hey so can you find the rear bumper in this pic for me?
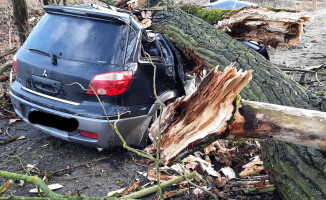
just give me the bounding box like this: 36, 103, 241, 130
10, 90, 152, 149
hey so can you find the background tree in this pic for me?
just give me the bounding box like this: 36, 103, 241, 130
12, 0, 28, 44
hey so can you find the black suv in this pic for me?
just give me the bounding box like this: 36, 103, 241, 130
10, 4, 186, 149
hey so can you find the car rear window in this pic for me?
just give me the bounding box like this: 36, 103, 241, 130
23, 13, 128, 64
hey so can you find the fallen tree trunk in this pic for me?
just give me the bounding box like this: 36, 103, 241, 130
182, 5, 311, 48
231, 99, 326, 150
146, 65, 326, 164
148, 8, 326, 199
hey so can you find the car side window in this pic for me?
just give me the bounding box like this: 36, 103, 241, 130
140, 39, 170, 64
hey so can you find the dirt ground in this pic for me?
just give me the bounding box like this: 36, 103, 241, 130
0, 0, 325, 199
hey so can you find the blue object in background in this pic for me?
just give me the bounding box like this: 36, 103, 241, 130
207, 0, 257, 9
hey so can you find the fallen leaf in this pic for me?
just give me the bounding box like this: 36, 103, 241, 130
193, 187, 210, 196
240, 156, 264, 177
216, 177, 227, 187
147, 168, 177, 182
9, 118, 20, 124
29, 184, 64, 193
121, 181, 140, 196
169, 164, 184, 174
253, 178, 267, 189
221, 166, 236, 180
137, 171, 147, 177
184, 162, 199, 170
17, 136, 26, 140
26, 164, 35, 170
184, 155, 221, 177
193, 188, 203, 195
243, 156, 263, 168
145, 159, 152, 164
18, 180, 24, 187
41, 144, 49, 148
204, 145, 216, 155
107, 188, 126, 197
27, 164, 40, 173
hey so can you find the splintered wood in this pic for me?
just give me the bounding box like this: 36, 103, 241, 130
145, 65, 252, 164
216, 7, 311, 48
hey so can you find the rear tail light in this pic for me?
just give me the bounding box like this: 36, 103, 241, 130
79, 130, 98, 140
13, 54, 18, 74
87, 71, 133, 96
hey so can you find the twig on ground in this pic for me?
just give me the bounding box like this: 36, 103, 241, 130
315, 72, 326, 88
0, 128, 20, 146
280, 67, 326, 75
45, 155, 111, 176
3, 154, 31, 176
156, 105, 164, 198
123, 171, 198, 199
5, 127, 14, 139
0, 180, 13, 196
0, 48, 17, 60
0, 61, 12, 76
0, 170, 63, 198
163, 188, 189, 199
180, 165, 219, 200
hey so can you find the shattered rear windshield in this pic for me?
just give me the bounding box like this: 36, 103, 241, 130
23, 13, 128, 64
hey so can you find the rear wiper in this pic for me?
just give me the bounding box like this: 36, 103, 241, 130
28, 48, 57, 66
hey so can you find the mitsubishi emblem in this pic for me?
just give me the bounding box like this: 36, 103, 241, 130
42, 69, 48, 77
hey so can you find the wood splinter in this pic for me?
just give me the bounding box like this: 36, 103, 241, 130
145, 64, 326, 164
145, 64, 252, 164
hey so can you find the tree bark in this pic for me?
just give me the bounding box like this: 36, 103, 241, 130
231, 100, 326, 150
151, 8, 326, 199
12, 0, 28, 44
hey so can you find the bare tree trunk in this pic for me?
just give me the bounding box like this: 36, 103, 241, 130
43, 0, 49, 5
151, 8, 326, 199
231, 100, 326, 150
12, 0, 28, 44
